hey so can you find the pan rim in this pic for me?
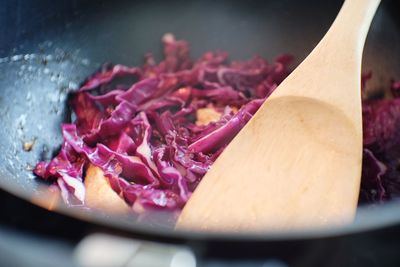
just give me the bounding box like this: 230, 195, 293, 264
1, 174, 399, 242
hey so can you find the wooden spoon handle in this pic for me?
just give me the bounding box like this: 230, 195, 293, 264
327, 0, 381, 48
271, 0, 380, 119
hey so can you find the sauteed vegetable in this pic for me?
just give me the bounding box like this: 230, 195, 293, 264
33, 34, 400, 213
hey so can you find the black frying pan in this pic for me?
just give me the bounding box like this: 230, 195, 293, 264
1, 0, 400, 254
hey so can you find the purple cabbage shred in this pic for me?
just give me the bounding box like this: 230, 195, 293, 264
34, 34, 400, 212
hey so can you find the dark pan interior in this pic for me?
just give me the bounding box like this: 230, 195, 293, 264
0, 0, 400, 240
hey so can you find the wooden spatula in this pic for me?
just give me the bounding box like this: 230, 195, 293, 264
176, 0, 381, 232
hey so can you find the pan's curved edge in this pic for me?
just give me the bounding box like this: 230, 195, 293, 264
1, 170, 400, 243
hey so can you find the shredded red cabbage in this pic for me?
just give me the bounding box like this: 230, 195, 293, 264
34, 34, 400, 211
361, 79, 400, 203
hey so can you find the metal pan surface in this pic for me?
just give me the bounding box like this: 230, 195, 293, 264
0, 0, 399, 242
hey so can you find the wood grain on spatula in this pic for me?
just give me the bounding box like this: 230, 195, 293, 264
176, 0, 381, 232
85, 164, 131, 214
